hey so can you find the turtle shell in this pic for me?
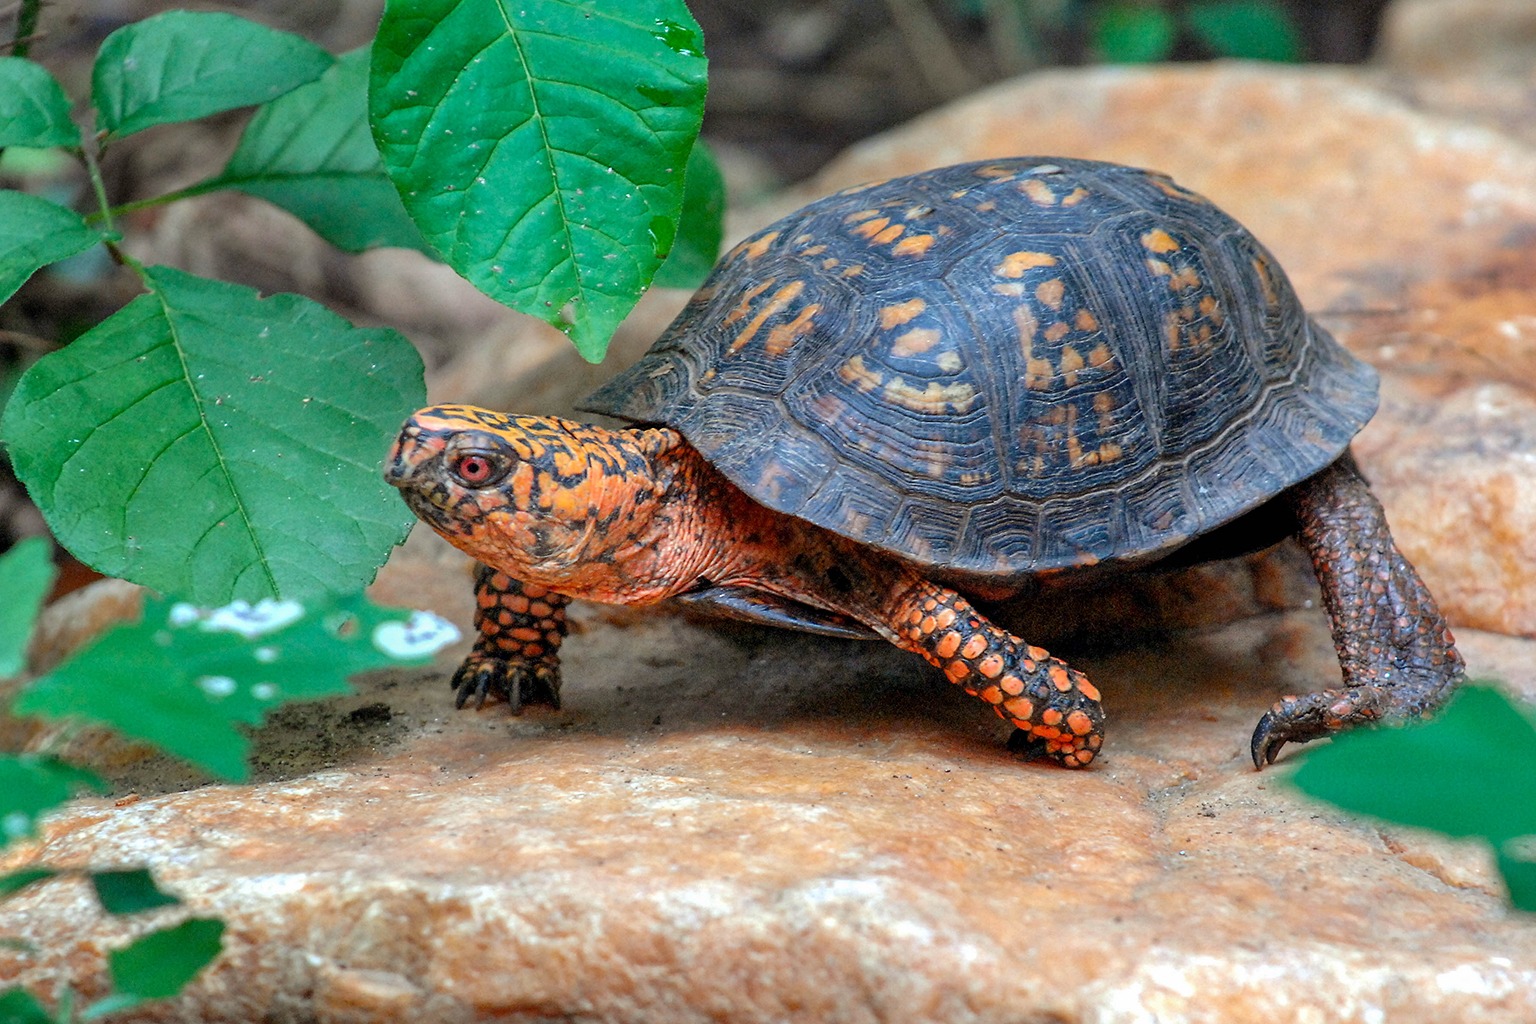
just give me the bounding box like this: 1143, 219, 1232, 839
584, 158, 1377, 587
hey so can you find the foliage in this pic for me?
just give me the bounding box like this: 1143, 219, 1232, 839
1091, 1, 1302, 63
13, 593, 461, 781
1288, 685, 1536, 912
369, 0, 711, 359
3, 268, 424, 605
0, 538, 53, 677
953, 0, 1303, 65
0, 583, 460, 1016
1, 0, 721, 609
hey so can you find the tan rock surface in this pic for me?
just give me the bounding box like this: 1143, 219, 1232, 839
3, 533, 1536, 1023
1377, 0, 1536, 78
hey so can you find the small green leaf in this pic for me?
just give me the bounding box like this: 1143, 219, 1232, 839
371, 0, 709, 361
1185, 1, 1302, 62
92, 869, 182, 915
0, 988, 54, 1024
105, 917, 224, 1002
13, 594, 458, 781
0, 191, 101, 308
93, 11, 333, 140
0, 538, 56, 678
0, 868, 58, 899
0, 755, 107, 849
1091, 3, 1177, 63
652, 141, 725, 290
1289, 685, 1536, 844
2, 266, 425, 604
211, 48, 431, 255
0, 58, 81, 149
1498, 840, 1536, 913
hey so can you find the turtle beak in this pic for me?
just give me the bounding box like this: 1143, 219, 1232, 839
383, 425, 417, 487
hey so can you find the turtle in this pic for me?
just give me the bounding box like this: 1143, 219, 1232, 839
384, 157, 1464, 769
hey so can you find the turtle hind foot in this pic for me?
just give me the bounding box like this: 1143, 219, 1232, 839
450, 650, 562, 714
1250, 665, 1466, 768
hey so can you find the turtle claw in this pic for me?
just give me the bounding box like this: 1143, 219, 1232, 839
449, 651, 562, 715
1248, 686, 1387, 769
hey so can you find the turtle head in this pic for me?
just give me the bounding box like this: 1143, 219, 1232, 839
386, 405, 678, 586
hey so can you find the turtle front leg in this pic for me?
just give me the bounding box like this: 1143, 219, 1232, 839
887, 579, 1105, 767
1251, 453, 1465, 766
453, 563, 572, 712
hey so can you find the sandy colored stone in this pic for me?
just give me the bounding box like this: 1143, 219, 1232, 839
2, 533, 1534, 1023
1356, 379, 1536, 636
1377, 0, 1536, 77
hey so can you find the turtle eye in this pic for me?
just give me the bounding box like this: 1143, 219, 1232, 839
450, 452, 508, 487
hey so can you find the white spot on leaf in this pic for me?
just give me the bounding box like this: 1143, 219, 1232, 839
373, 611, 460, 660
171, 599, 305, 639
199, 675, 238, 698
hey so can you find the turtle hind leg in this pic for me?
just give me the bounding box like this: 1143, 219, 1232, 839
453, 563, 571, 713
1251, 452, 1465, 767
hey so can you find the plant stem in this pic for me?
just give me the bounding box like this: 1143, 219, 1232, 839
98, 179, 228, 223
10, 0, 42, 58
80, 140, 117, 239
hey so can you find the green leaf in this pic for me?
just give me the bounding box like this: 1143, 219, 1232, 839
13, 594, 459, 781
209, 48, 431, 255
102, 917, 224, 1005
1, 266, 425, 604
1091, 3, 1177, 63
0, 191, 101, 308
1289, 685, 1536, 844
0, 755, 107, 849
0, 868, 58, 899
1497, 841, 1536, 913
0, 538, 56, 678
0, 58, 82, 149
652, 141, 725, 290
371, 0, 709, 361
92, 869, 181, 915
92, 11, 333, 141
1185, 1, 1302, 62
0, 988, 54, 1024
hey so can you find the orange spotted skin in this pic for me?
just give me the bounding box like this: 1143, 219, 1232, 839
455, 566, 570, 711
386, 404, 1105, 766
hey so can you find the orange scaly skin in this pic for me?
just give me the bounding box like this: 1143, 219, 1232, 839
386, 405, 1106, 766
456, 566, 569, 711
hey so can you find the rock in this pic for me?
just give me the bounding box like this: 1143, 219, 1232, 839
1356, 380, 1536, 636
3, 535, 1536, 1022
1376, 0, 1536, 77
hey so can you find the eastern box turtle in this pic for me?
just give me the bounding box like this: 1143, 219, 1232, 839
385, 157, 1464, 768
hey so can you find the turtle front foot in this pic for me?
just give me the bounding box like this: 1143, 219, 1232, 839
450, 648, 562, 714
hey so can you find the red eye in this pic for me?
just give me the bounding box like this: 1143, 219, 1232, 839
453, 454, 497, 485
